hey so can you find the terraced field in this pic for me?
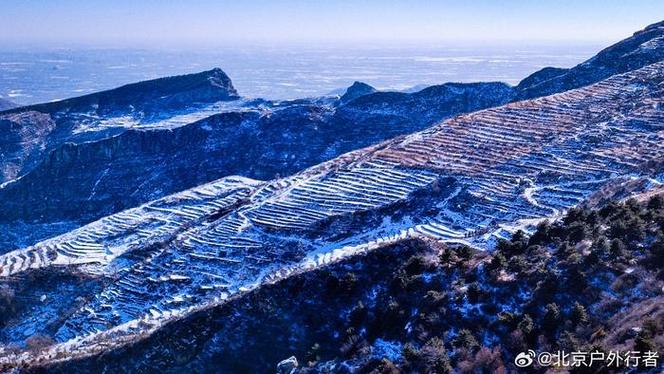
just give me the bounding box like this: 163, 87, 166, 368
1, 61, 664, 365
0, 176, 260, 278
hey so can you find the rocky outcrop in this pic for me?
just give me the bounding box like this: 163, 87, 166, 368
2, 68, 238, 117
276, 357, 299, 374
0, 111, 57, 182
339, 81, 376, 104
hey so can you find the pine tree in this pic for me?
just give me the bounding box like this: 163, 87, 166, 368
542, 303, 561, 333
571, 302, 589, 325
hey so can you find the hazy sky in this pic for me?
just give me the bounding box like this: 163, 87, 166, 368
1, 0, 663, 47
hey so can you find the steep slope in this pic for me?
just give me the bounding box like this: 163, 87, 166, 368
1, 60, 663, 368
517, 20, 664, 99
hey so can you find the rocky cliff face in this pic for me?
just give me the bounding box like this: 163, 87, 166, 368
0, 68, 239, 183
0, 111, 56, 182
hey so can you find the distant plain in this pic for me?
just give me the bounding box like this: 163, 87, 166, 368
0, 43, 602, 105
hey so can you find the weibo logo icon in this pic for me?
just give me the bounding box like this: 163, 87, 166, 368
514, 350, 536, 367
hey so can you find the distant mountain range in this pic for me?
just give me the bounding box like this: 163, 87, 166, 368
0, 20, 663, 372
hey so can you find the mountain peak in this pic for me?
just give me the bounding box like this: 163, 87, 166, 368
116, 67, 239, 101
340, 81, 377, 103
4, 68, 239, 115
